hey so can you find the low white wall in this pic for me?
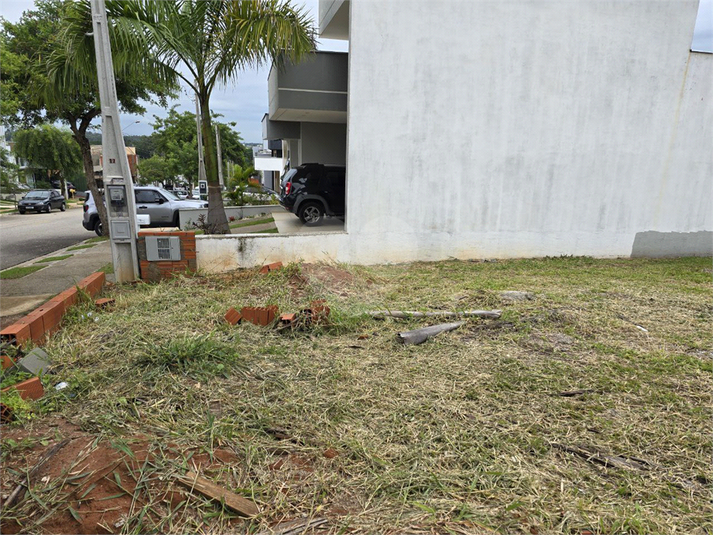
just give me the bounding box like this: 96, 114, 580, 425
197, 232, 348, 272
179, 205, 284, 230
196, 225, 712, 272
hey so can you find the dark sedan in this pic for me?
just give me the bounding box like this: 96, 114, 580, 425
17, 190, 66, 214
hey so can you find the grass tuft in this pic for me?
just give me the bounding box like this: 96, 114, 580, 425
0, 265, 44, 279
34, 254, 73, 264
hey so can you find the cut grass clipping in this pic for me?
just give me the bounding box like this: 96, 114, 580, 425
2, 256, 710, 535
34, 255, 73, 264
0, 265, 44, 279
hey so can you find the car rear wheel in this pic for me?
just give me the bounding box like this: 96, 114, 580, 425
94, 219, 103, 237
60, 202, 66, 212
299, 202, 324, 226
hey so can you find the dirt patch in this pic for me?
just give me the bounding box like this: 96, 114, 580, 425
301, 264, 355, 294
0, 418, 247, 535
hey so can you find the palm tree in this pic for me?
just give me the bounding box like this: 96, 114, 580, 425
62, 0, 315, 233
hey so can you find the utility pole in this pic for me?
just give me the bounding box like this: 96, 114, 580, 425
90, 0, 139, 282
215, 124, 224, 189
195, 96, 206, 183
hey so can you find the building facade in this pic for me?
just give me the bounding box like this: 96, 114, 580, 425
198, 0, 712, 270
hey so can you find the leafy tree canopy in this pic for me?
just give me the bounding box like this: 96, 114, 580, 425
13, 125, 81, 179
149, 107, 250, 187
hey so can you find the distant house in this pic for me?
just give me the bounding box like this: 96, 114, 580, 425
91, 145, 139, 185
199, 0, 712, 270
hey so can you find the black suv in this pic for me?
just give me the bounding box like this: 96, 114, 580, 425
278, 163, 345, 226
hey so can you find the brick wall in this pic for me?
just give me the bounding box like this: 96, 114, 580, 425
138, 231, 197, 282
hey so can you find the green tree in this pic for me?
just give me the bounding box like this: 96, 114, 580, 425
13, 125, 82, 196
137, 154, 174, 186
64, 0, 315, 233
0, 146, 21, 194
1, 0, 175, 236
149, 107, 251, 192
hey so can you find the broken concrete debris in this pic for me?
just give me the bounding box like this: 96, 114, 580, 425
17, 348, 52, 376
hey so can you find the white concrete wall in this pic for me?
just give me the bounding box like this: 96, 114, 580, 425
343, 0, 712, 259
199, 0, 711, 271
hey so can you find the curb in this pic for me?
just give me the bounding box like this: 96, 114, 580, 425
1, 272, 105, 347
1, 271, 106, 422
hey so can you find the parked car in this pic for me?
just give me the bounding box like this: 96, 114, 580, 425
17, 189, 66, 214
49, 180, 77, 197
278, 163, 346, 226
82, 187, 208, 236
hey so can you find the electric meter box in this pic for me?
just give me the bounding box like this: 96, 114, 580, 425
145, 236, 181, 261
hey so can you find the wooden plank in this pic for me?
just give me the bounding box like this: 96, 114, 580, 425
175, 471, 259, 517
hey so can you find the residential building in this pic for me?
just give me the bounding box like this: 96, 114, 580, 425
198, 0, 712, 270
91, 145, 139, 184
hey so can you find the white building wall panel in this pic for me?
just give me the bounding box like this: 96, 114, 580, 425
343, 0, 712, 258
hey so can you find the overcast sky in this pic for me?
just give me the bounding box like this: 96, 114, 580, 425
1, 0, 711, 143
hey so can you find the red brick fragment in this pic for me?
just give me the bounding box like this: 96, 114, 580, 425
1, 354, 14, 369
224, 307, 242, 325
2, 376, 44, 401
323, 448, 338, 459
240, 306, 279, 326
279, 313, 297, 323
0, 323, 32, 347
259, 262, 284, 274
95, 298, 116, 308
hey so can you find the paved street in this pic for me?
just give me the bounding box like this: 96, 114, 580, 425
0, 207, 91, 270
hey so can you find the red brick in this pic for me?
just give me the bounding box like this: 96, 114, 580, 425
36, 301, 64, 326
2, 376, 44, 401
279, 313, 297, 323
0, 323, 31, 346
78, 272, 105, 297
47, 296, 68, 316
1, 354, 15, 369
240, 307, 256, 324
17, 313, 46, 344
224, 308, 242, 325
95, 298, 115, 308
59, 287, 79, 307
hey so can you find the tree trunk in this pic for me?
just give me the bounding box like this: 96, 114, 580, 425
72, 122, 108, 237
199, 95, 229, 234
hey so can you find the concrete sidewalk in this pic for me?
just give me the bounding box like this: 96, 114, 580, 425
272, 210, 345, 234
1, 240, 113, 322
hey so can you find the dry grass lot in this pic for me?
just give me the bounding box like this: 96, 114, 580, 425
1, 256, 711, 534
